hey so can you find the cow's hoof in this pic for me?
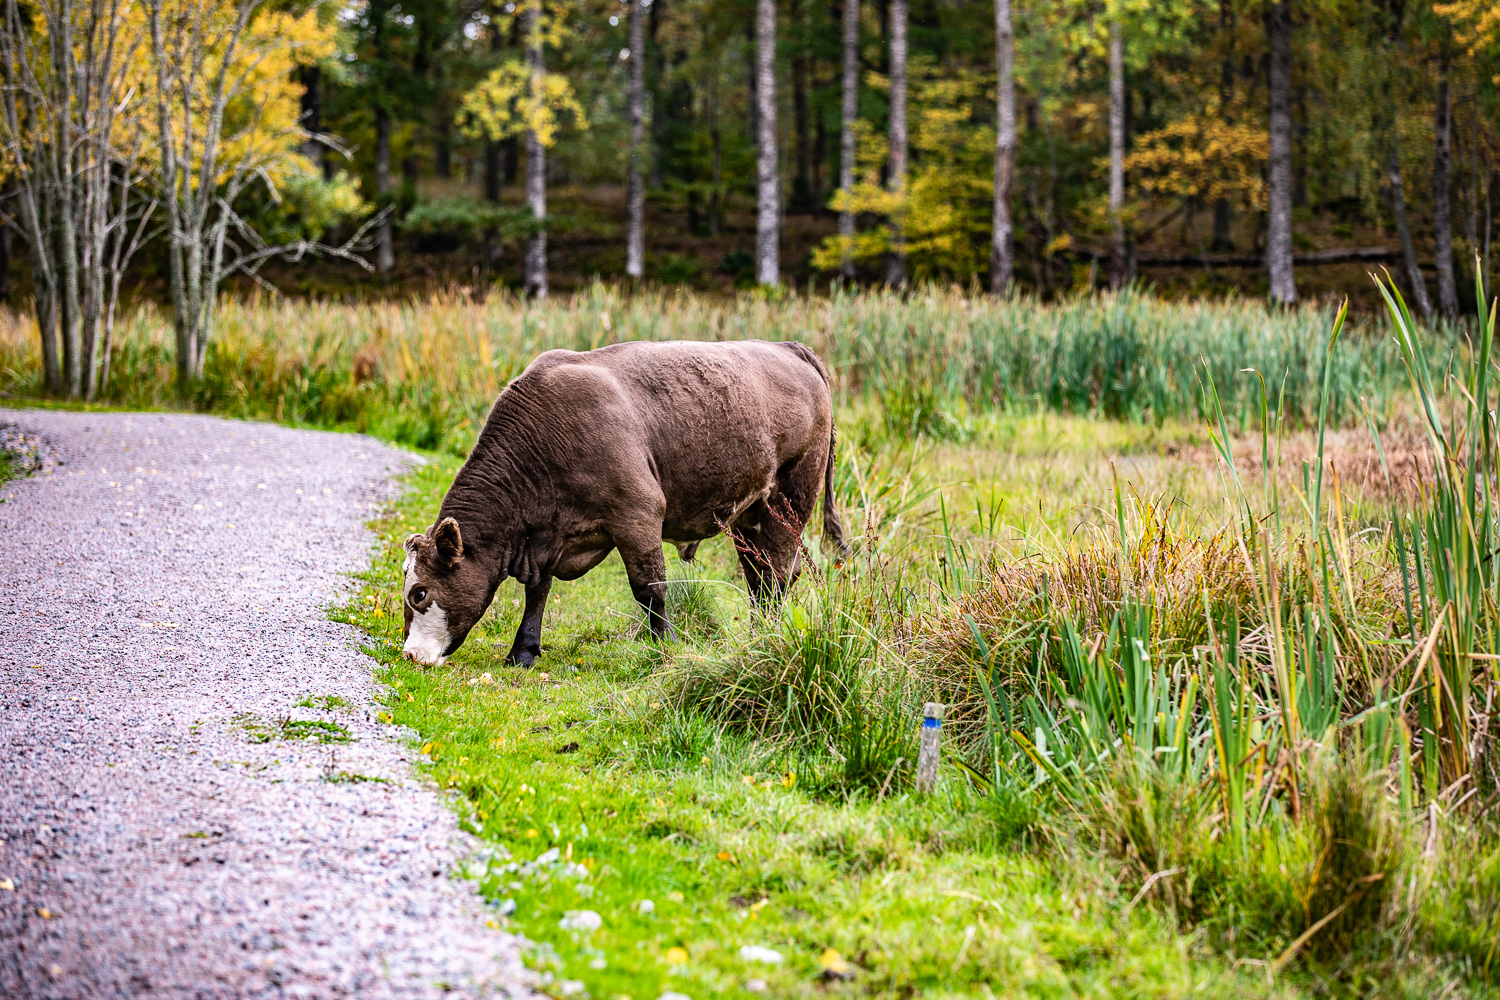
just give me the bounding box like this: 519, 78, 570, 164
505, 647, 539, 668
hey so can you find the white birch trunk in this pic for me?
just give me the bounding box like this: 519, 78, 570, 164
1108, 17, 1126, 291
885, 0, 907, 288
990, 0, 1014, 295
626, 0, 645, 280
376, 106, 393, 278
1266, 0, 1296, 305
838, 0, 857, 281
524, 1, 547, 299
755, 0, 778, 287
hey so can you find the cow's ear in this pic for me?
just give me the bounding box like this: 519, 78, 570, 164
403, 532, 429, 554
434, 517, 464, 567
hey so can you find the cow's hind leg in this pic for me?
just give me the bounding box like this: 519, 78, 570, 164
616, 530, 672, 641
734, 447, 827, 606
505, 577, 553, 667
732, 500, 803, 607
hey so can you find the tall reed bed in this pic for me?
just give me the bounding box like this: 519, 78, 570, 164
0, 285, 1407, 452
937, 279, 1500, 975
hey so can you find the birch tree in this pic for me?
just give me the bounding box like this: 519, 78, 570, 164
523, 0, 546, 297
754, 0, 777, 286
838, 0, 857, 281
455, 0, 585, 298
625, 0, 644, 280
0, 0, 154, 398
144, 0, 367, 383
886, 0, 907, 288
1266, 0, 1295, 305
990, 0, 1014, 294
1107, 15, 1125, 289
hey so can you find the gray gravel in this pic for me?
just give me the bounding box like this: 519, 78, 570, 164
0, 410, 533, 999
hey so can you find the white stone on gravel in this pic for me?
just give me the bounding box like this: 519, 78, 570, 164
0, 410, 535, 999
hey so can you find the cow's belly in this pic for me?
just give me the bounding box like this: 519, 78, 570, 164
661, 482, 770, 543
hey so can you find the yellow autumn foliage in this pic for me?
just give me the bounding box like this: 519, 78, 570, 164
1124, 115, 1269, 207
455, 59, 589, 148
813, 62, 993, 281
1435, 0, 1500, 80
143, 0, 335, 189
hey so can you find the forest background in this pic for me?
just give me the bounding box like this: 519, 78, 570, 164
4, 0, 1500, 400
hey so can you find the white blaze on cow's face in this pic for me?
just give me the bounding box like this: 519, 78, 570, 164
402, 550, 452, 665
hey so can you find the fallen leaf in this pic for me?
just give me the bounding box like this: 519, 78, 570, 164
819, 948, 853, 979
0, 878, 14, 891
36, 907, 53, 920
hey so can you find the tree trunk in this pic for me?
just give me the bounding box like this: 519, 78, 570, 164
838, 0, 857, 280
990, 0, 1014, 295
885, 0, 906, 288
1266, 0, 1296, 305
1433, 55, 1456, 319
626, 0, 645, 280
375, 105, 393, 278
1108, 17, 1126, 291
1387, 143, 1431, 319
755, 0, 778, 287
524, 2, 547, 299
34, 274, 60, 395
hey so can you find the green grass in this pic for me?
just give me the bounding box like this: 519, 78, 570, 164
336, 396, 1497, 997
232, 712, 355, 745
343, 456, 1296, 999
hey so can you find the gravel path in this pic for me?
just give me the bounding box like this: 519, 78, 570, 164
0, 410, 533, 1000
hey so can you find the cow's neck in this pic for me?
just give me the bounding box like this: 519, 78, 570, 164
437, 420, 552, 589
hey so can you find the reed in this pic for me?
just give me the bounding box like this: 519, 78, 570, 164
0, 284, 1407, 453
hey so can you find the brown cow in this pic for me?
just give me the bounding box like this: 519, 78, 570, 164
401, 340, 845, 666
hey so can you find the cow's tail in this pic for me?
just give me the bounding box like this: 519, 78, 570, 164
780, 341, 849, 559
823, 422, 849, 560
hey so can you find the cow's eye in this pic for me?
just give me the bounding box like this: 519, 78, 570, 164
410, 587, 428, 605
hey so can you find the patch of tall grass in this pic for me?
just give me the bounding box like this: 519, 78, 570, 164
0, 285, 1410, 453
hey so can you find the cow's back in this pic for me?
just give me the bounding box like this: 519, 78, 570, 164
515, 340, 831, 536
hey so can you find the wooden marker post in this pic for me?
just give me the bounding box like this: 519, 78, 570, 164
916, 702, 943, 793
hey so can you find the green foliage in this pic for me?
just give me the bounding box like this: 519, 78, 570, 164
401, 196, 536, 241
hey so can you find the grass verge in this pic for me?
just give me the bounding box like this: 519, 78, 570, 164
336, 450, 1453, 1000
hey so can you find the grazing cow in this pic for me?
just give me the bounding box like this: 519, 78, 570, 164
401, 339, 846, 666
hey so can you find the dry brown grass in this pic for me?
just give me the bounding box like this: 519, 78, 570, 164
927, 496, 1255, 673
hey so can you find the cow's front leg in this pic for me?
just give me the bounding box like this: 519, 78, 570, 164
505, 577, 553, 667
617, 535, 672, 641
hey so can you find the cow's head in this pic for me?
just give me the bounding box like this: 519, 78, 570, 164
401, 517, 487, 665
